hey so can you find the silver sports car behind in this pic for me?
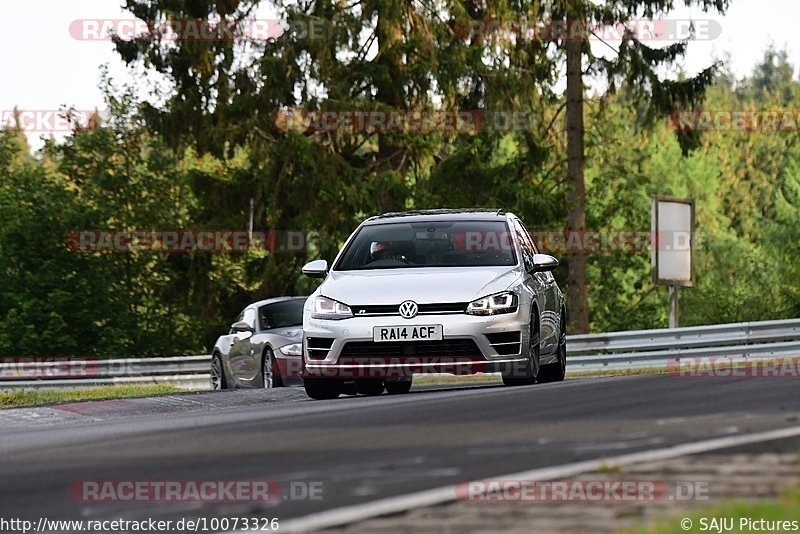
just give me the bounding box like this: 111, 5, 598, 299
211, 297, 305, 389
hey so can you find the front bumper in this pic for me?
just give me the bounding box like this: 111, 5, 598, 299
303, 311, 530, 378
274, 354, 304, 385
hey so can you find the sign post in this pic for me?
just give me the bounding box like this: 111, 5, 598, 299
651, 197, 695, 329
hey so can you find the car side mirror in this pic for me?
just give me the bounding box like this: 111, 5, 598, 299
531, 254, 559, 273
302, 259, 328, 279
231, 321, 254, 333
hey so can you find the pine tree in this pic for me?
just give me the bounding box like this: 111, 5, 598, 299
553, 0, 729, 333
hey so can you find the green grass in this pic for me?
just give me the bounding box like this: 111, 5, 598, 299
0, 384, 182, 408
568, 367, 669, 377
413, 375, 502, 385
629, 489, 800, 533
595, 462, 627, 474
412, 367, 668, 385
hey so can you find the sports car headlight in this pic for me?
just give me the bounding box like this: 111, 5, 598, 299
466, 292, 518, 316
279, 343, 302, 356
311, 296, 353, 320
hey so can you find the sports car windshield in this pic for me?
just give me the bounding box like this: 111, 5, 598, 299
258, 299, 305, 330
334, 220, 517, 270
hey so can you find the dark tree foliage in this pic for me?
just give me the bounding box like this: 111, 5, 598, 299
5, 2, 800, 357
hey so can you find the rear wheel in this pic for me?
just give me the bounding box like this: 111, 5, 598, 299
304, 378, 341, 400
538, 312, 567, 383
502, 315, 539, 386
385, 377, 412, 395
354, 378, 384, 396
211, 353, 227, 390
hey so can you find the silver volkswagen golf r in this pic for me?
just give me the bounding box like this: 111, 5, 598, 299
300, 209, 567, 400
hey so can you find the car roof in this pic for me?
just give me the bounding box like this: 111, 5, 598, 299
247, 296, 307, 309
363, 209, 511, 225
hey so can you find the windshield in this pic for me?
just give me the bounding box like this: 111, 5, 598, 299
258, 299, 305, 330
334, 220, 517, 270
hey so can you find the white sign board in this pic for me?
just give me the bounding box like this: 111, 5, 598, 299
651, 197, 694, 286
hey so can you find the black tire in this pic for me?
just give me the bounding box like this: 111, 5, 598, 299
262, 349, 283, 388
538, 311, 567, 383
211, 353, 227, 390
340, 382, 357, 396
354, 378, 384, 396
303, 378, 341, 400
502, 313, 540, 386
385, 377, 412, 394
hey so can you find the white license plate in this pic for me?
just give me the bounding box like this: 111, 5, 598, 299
373, 325, 443, 343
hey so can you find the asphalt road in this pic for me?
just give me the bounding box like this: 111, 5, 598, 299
1, 374, 799, 531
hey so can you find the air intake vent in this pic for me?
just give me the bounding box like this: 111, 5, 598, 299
306, 337, 334, 360
486, 331, 521, 356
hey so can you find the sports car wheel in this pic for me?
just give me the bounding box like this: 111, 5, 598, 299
211, 354, 227, 390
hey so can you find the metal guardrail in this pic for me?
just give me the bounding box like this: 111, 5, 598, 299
1, 318, 798, 390
567, 318, 800, 372
0, 355, 212, 391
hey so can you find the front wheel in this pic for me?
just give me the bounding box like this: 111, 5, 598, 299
385, 377, 412, 394
262, 349, 283, 388
304, 378, 341, 400
354, 378, 384, 396
538, 314, 567, 383
211, 354, 227, 390
502, 315, 539, 386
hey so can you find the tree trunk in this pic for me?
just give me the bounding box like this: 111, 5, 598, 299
375, 1, 405, 174
565, 28, 589, 334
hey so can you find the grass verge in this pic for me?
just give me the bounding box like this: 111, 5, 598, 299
412, 367, 669, 385
631, 489, 800, 533
0, 384, 182, 408
568, 367, 668, 377
413, 375, 502, 385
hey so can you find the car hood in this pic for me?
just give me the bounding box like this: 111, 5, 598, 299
261, 326, 303, 343
321, 266, 521, 305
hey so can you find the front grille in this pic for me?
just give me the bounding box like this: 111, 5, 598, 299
351, 302, 468, 316
339, 338, 483, 358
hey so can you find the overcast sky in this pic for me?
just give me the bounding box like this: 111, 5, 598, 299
2, 0, 798, 148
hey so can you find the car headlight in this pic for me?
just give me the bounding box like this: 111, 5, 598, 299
279, 343, 302, 356
466, 291, 518, 316
311, 296, 353, 320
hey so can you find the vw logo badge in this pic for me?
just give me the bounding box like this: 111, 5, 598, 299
398, 300, 418, 319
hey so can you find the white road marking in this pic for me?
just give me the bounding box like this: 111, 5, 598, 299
273, 424, 800, 533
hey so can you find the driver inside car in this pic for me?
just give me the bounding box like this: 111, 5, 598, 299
370, 241, 411, 264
